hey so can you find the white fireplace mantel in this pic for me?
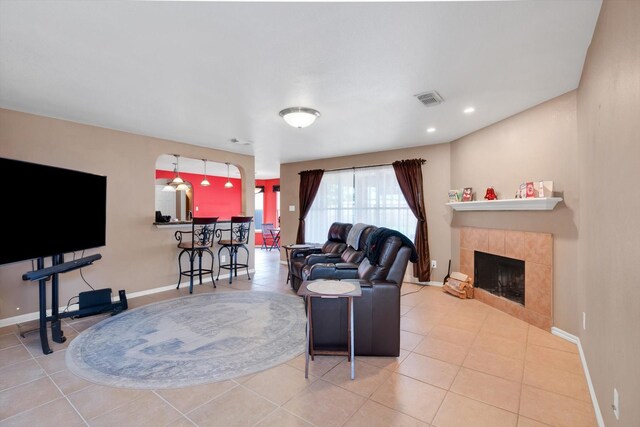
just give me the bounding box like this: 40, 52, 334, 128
447, 197, 563, 211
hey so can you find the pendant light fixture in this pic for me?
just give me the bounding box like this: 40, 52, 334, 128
171, 154, 184, 184
279, 107, 320, 128
162, 162, 179, 192
161, 181, 176, 192
200, 159, 210, 187
224, 162, 233, 188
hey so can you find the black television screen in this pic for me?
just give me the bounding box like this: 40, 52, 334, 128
0, 157, 107, 266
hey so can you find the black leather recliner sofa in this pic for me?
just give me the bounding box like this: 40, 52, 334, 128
289, 222, 352, 291
307, 228, 418, 357
301, 224, 377, 282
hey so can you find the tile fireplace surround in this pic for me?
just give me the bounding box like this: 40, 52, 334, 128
460, 227, 553, 330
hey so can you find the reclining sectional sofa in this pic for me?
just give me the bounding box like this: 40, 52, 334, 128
292, 222, 418, 357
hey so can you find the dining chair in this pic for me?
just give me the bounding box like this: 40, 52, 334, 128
261, 223, 276, 250
269, 227, 281, 251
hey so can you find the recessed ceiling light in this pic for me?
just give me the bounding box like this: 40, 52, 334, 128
426, 127, 436, 133
463, 107, 475, 114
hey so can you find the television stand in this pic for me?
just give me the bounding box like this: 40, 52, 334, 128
22, 253, 120, 354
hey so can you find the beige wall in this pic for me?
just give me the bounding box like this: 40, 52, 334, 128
280, 143, 451, 282
576, 0, 640, 424
449, 91, 580, 332
0, 109, 255, 322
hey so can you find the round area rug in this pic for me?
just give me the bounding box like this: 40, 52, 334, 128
66, 290, 306, 389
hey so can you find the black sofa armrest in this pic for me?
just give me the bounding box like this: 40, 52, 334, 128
291, 247, 322, 259
335, 262, 358, 269
304, 253, 341, 266
306, 262, 360, 281
305, 263, 338, 280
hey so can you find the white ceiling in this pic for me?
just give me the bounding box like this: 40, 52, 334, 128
0, 0, 602, 179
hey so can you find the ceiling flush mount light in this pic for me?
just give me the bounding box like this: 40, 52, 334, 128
463, 107, 475, 114
224, 162, 233, 189
200, 159, 210, 187
279, 107, 320, 128
427, 127, 436, 133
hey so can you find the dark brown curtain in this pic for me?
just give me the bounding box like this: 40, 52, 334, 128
296, 169, 324, 244
393, 159, 430, 281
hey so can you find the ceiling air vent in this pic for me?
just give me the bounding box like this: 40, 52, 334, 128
415, 90, 444, 107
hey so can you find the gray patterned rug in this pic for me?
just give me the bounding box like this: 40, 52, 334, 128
66, 290, 306, 389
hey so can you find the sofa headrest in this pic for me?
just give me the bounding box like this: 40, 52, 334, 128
341, 225, 377, 263
327, 222, 352, 242
346, 223, 377, 250
358, 236, 411, 284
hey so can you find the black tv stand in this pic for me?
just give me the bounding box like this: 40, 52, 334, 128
22, 253, 127, 355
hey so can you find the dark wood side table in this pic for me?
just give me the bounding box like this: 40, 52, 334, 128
297, 280, 362, 380
282, 244, 313, 285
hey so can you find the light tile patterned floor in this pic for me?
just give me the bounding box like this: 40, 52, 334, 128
0, 249, 597, 426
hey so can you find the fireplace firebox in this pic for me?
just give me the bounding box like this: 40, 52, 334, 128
474, 251, 525, 305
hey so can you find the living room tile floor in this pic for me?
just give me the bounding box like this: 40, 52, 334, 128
0, 249, 597, 426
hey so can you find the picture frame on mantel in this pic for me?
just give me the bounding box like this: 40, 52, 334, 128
462, 187, 473, 202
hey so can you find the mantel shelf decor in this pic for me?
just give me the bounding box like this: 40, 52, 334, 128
447, 197, 563, 211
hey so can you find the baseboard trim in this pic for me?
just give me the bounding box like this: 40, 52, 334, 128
0, 269, 255, 328
406, 280, 444, 287
425, 281, 443, 287
551, 327, 604, 427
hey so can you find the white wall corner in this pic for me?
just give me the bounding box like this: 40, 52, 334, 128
551, 327, 605, 427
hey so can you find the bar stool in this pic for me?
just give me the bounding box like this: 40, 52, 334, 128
175, 217, 218, 294
216, 216, 253, 284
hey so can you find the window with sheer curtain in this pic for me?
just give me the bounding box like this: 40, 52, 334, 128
305, 166, 417, 244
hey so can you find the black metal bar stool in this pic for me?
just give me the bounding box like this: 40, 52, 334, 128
175, 217, 218, 294
216, 216, 253, 284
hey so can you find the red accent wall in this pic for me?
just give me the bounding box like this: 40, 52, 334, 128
156, 170, 242, 220
258, 178, 280, 226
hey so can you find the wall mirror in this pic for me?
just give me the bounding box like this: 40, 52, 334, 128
154, 178, 192, 222
155, 154, 242, 223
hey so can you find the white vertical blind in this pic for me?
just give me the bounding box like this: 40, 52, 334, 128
305, 166, 417, 244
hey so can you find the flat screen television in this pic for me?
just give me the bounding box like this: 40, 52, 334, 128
0, 157, 107, 266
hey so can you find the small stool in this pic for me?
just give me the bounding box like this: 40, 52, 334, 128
216, 216, 253, 284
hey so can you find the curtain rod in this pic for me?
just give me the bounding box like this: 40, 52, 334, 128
325, 162, 392, 173
325, 158, 426, 173
298, 159, 426, 175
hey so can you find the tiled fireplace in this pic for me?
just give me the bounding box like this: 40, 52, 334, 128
460, 227, 553, 330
